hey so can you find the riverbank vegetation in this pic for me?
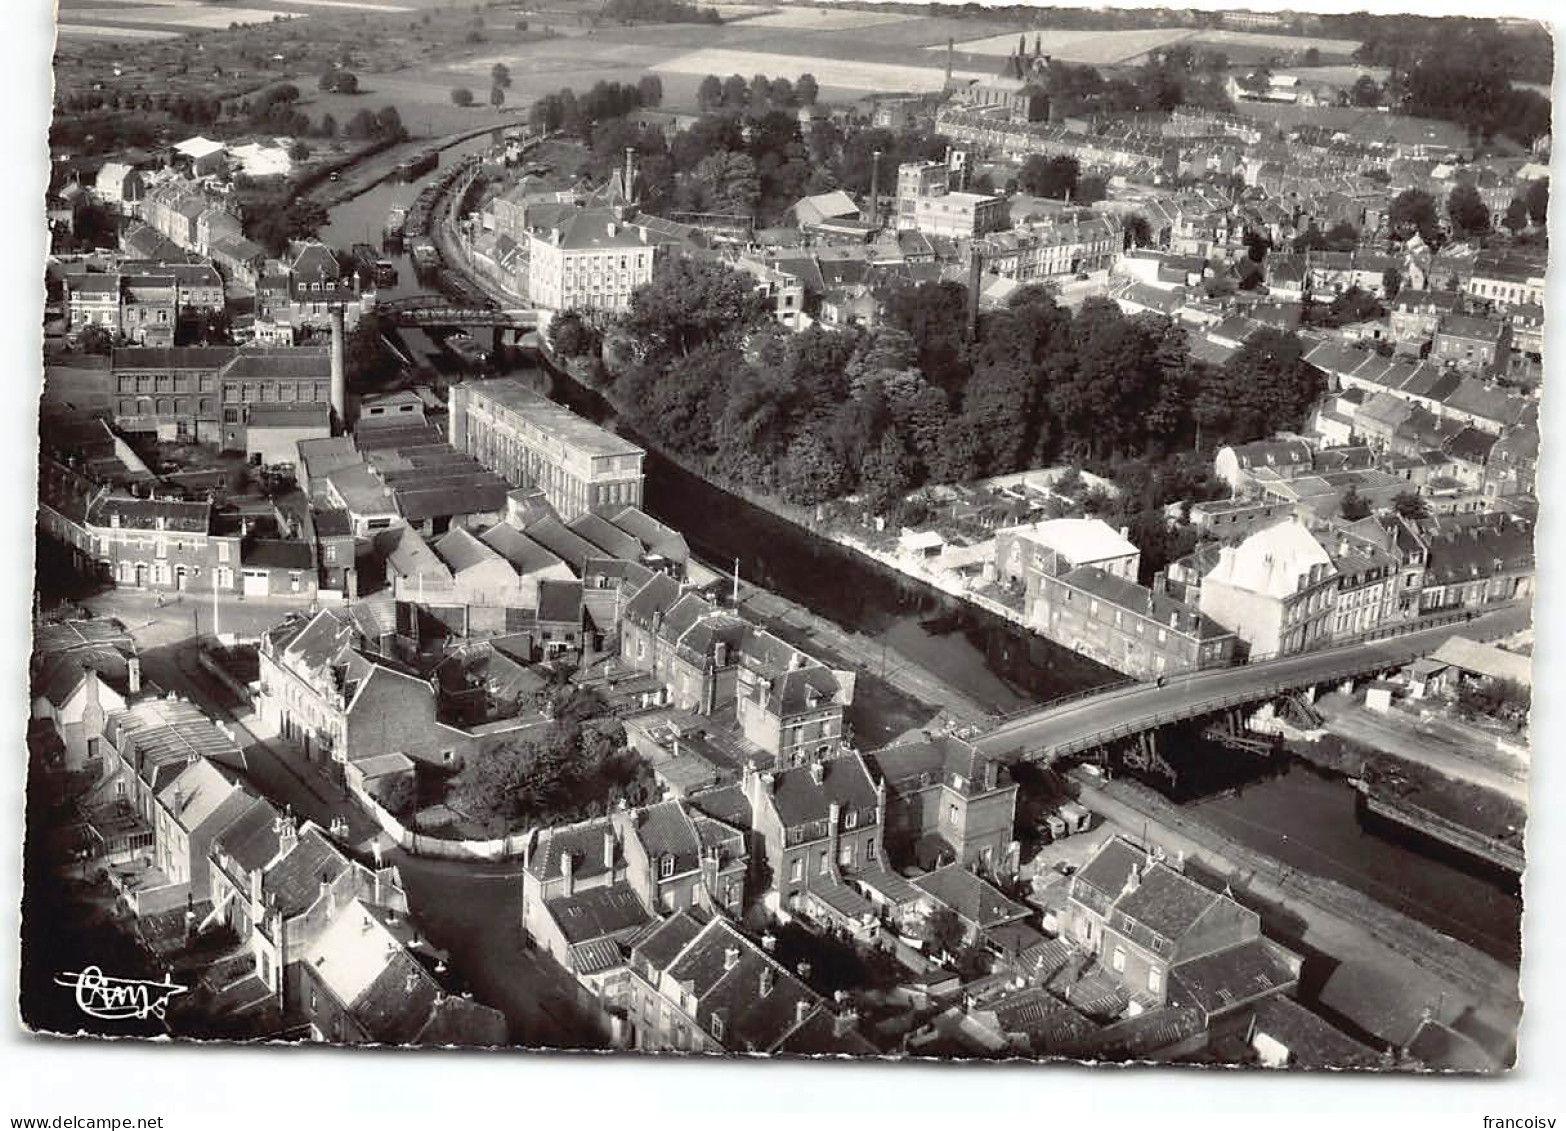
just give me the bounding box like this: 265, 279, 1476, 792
590, 257, 1317, 583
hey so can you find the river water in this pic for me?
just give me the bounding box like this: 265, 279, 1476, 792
320, 156, 1523, 966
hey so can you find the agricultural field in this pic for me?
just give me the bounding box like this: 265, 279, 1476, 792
1287, 64, 1391, 86
939, 26, 1197, 66
649, 45, 991, 96
731, 6, 919, 31
1182, 27, 1363, 58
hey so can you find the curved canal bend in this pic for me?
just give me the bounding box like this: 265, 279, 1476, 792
319, 159, 1523, 967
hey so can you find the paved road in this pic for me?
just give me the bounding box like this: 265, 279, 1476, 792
977, 604, 1532, 761
1319, 697, 1529, 804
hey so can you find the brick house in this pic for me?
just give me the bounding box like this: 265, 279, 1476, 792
615, 798, 749, 918
623, 913, 875, 1054
1064, 837, 1300, 1015
864, 733, 1018, 874
290, 896, 507, 1046
256, 607, 475, 776
30, 620, 142, 772
742, 754, 884, 929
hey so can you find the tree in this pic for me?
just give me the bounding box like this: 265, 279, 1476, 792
319, 70, 358, 95
637, 74, 663, 107
318, 112, 337, 138
1323, 220, 1359, 251
1351, 74, 1381, 107
1303, 47, 1321, 66
288, 139, 311, 162
1389, 188, 1440, 243
78, 325, 114, 354
1019, 154, 1079, 200
780, 432, 848, 506
1525, 178, 1548, 228
858, 433, 911, 514
1392, 490, 1429, 520
924, 907, 965, 960
623, 256, 769, 359
1446, 182, 1490, 237
1339, 485, 1372, 521
797, 72, 819, 106
451, 87, 474, 107
1503, 197, 1530, 234
697, 74, 723, 111
491, 62, 512, 90
1123, 213, 1152, 250
721, 73, 748, 108
490, 85, 506, 110
547, 308, 601, 359
1382, 266, 1402, 300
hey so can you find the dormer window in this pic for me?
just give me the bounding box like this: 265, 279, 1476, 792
660, 854, 675, 879
844, 810, 857, 830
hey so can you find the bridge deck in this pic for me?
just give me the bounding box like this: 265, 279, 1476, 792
976, 605, 1529, 762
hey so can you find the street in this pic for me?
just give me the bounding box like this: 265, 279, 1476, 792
79, 587, 601, 1048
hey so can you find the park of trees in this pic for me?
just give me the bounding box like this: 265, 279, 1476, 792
589, 258, 1326, 581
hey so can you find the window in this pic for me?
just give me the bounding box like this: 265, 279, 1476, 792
818, 851, 829, 876
1112, 947, 1126, 973
838, 843, 854, 869
709, 1013, 724, 1041
1147, 967, 1162, 995
310, 989, 318, 1011
946, 803, 958, 825
789, 858, 803, 884
660, 855, 675, 879
217, 542, 230, 563
844, 810, 857, 830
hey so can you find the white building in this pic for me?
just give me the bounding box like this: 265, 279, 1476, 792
1198, 518, 1338, 658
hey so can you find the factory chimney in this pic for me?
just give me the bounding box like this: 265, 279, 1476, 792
329, 305, 348, 434
868, 150, 882, 230
966, 241, 982, 341
622, 146, 637, 205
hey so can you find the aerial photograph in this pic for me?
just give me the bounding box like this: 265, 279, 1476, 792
19, 0, 1548, 1076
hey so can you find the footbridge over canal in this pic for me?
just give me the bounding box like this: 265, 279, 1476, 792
974, 605, 1527, 766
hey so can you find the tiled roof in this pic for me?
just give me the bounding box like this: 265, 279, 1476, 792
261, 824, 351, 918
1169, 937, 1299, 1017
766, 754, 878, 830
568, 512, 644, 561
1248, 995, 1383, 1069
478, 523, 569, 577
545, 882, 650, 946
911, 864, 1031, 929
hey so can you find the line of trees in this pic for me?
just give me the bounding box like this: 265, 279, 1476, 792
696, 71, 821, 113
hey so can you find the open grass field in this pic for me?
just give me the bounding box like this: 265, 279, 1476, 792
939, 26, 1198, 66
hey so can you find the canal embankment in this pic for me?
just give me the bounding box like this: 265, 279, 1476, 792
1070, 766, 1520, 1062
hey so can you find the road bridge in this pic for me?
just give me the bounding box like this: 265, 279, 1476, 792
975, 605, 1528, 764
377, 295, 543, 331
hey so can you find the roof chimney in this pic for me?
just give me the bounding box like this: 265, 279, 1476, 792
603, 828, 616, 871
760, 965, 775, 994
127, 652, 143, 695
560, 849, 575, 896
811, 761, 825, 785
795, 999, 812, 1025
723, 946, 740, 971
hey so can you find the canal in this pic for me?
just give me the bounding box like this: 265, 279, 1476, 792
1171, 746, 1522, 966
320, 156, 1523, 967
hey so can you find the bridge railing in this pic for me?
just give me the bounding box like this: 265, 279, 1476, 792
1000, 603, 1504, 726
1016, 646, 1456, 762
